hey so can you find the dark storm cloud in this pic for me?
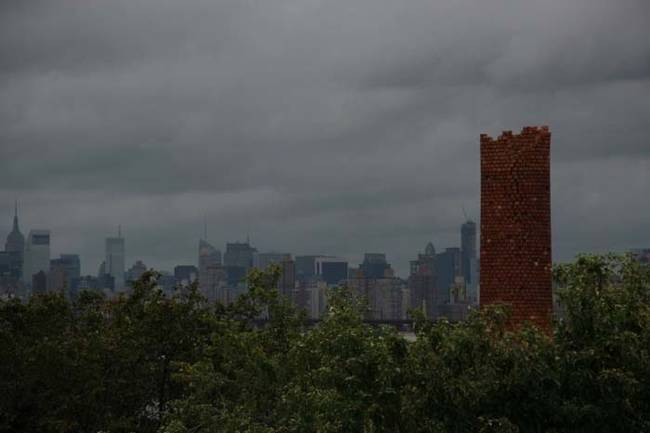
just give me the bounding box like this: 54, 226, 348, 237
1, 0, 649, 274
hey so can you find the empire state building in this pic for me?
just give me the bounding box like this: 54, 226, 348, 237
4, 201, 25, 279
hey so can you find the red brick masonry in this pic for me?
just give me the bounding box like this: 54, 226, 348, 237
480, 126, 552, 330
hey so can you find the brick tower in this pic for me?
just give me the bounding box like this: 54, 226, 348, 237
480, 126, 552, 329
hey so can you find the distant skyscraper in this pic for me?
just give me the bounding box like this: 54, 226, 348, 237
48, 259, 69, 294
255, 252, 291, 270
23, 230, 50, 285
49, 254, 81, 295
59, 254, 81, 281
105, 232, 125, 292
293, 280, 311, 313
223, 242, 256, 268
359, 253, 391, 279
198, 239, 222, 290
294, 255, 348, 285
278, 259, 296, 298
74, 275, 102, 293
0, 252, 12, 277
98, 273, 115, 292
345, 270, 403, 320
157, 272, 177, 294
97, 261, 107, 278
408, 242, 438, 318
202, 263, 228, 303
0, 250, 25, 298
435, 247, 462, 304
4, 201, 24, 280
315, 256, 348, 286
126, 260, 148, 284
174, 265, 198, 286
32, 270, 47, 294
254, 252, 295, 298
461, 220, 478, 303
295, 255, 320, 281
223, 241, 257, 286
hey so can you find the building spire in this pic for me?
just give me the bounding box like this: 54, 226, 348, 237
12, 199, 19, 231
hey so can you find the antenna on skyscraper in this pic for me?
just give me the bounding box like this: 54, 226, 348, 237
462, 205, 469, 221
203, 214, 208, 240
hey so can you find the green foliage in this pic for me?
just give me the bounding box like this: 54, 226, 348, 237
0, 271, 215, 433
553, 254, 650, 432
1, 256, 649, 433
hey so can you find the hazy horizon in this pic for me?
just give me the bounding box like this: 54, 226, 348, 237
1, 0, 649, 276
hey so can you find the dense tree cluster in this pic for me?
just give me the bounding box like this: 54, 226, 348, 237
1, 255, 649, 433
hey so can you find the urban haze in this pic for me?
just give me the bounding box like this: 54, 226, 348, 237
1, 0, 649, 276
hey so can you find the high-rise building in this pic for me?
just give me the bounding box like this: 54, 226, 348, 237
435, 247, 462, 304
157, 272, 177, 294
174, 265, 198, 286
32, 270, 47, 294
48, 259, 69, 294
408, 242, 438, 318
73, 275, 102, 293
345, 270, 404, 320
105, 232, 125, 292
126, 260, 148, 284
308, 280, 329, 319
0, 251, 21, 282
289, 278, 328, 319
480, 126, 552, 329
460, 220, 477, 281
255, 252, 291, 270
97, 261, 107, 278
295, 255, 319, 281
202, 263, 228, 303
359, 253, 391, 279
0, 252, 13, 277
0, 251, 25, 298
223, 241, 256, 286
292, 280, 311, 313
49, 254, 81, 295
59, 254, 81, 282
198, 239, 222, 292
23, 230, 50, 285
460, 220, 479, 304
223, 242, 256, 268
315, 256, 348, 286
4, 201, 24, 280
277, 259, 296, 298
295, 255, 349, 286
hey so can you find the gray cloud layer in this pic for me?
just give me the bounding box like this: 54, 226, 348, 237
1, 0, 649, 275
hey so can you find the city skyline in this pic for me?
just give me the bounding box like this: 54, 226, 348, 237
0, 202, 479, 278
0, 200, 648, 278
1, 0, 649, 277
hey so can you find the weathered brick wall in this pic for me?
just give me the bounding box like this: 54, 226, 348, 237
480, 126, 552, 329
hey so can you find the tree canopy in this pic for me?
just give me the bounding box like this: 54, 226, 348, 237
1, 254, 649, 433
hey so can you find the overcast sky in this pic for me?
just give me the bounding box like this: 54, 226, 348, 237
1, 0, 649, 276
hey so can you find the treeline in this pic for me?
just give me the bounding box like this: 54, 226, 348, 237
1, 255, 650, 433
